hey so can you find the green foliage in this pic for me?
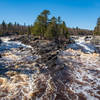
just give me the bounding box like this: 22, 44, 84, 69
45, 17, 57, 39
31, 10, 50, 38
0, 10, 70, 38
60, 21, 69, 38
2, 20, 7, 33
94, 17, 100, 35
31, 10, 70, 40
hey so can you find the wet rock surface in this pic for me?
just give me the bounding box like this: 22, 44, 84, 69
0, 39, 2, 44
0, 35, 100, 100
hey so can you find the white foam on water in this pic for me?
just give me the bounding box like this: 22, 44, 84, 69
1, 37, 11, 42
0, 37, 40, 67
69, 36, 96, 53
75, 37, 95, 53
59, 39, 100, 100
0, 37, 33, 51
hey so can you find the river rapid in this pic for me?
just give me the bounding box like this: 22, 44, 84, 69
0, 36, 100, 100
58, 36, 100, 100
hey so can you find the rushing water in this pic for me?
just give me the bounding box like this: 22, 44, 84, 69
58, 36, 100, 100
0, 37, 32, 52
0, 36, 100, 100
0, 37, 40, 74
0, 37, 43, 100
68, 36, 96, 53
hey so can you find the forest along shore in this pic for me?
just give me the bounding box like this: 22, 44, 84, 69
0, 35, 100, 100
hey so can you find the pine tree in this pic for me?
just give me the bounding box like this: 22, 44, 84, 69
94, 17, 100, 35
31, 10, 50, 38
28, 26, 31, 35
60, 21, 69, 38
2, 20, 6, 33
45, 17, 58, 39
8, 22, 13, 33
31, 10, 69, 40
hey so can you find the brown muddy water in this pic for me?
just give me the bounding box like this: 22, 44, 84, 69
0, 37, 100, 100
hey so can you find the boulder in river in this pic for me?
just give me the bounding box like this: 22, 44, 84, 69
0, 39, 2, 44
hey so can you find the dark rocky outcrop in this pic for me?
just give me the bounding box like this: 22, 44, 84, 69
0, 39, 2, 44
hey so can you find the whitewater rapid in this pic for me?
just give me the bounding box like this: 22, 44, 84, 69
0, 36, 100, 100
0, 37, 32, 51
58, 36, 100, 100
68, 36, 96, 53
0, 37, 40, 73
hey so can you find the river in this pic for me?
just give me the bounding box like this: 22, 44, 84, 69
0, 36, 100, 100
58, 36, 100, 100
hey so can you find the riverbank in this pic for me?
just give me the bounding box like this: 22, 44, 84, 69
0, 35, 100, 100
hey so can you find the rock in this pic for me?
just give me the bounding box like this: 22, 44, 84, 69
5, 71, 17, 76
0, 54, 2, 58
0, 78, 7, 85
15, 65, 19, 69
0, 39, 2, 44
28, 91, 36, 99
69, 38, 75, 43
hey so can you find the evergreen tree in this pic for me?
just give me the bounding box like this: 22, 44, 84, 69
28, 26, 31, 35
8, 22, 13, 33
45, 17, 57, 39
60, 21, 69, 38
31, 10, 50, 38
94, 17, 100, 35
41, 10, 50, 27
31, 10, 69, 40
2, 20, 6, 33
0, 21, 29, 36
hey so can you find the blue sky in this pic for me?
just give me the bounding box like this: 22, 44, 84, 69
0, 0, 100, 30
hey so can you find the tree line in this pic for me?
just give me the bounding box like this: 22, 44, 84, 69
31, 10, 69, 40
0, 21, 31, 36
1, 9, 98, 38
0, 10, 69, 40
68, 27, 93, 35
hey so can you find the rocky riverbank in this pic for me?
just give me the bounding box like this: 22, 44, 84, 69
0, 35, 100, 100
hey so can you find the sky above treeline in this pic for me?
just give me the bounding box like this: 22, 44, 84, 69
0, 0, 100, 30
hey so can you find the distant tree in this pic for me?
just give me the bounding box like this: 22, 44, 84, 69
0, 21, 30, 36
94, 17, 100, 35
2, 20, 6, 33
57, 16, 62, 24
57, 16, 62, 37
28, 26, 31, 35
8, 22, 13, 33
68, 27, 93, 35
60, 21, 69, 38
